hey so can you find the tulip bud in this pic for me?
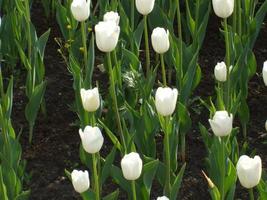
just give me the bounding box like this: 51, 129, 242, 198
80, 88, 100, 112
155, 87, 178, 116
135, 0, 155, 15
212, 0, 234, 18
236, 155, 262, 189
95, 21, 120, 52
214, 62, 227, 82
71, 170, 90, 193
263, 61, 267, 86
71, 0, 90, 22
151, 28, 170, 54
157, 196, 169, 200
104, 11, 120, 25
121, 152, 143, 180
79, 126, 104, 154
209, 111, 233, 137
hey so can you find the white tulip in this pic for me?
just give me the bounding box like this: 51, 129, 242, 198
212, 0, 234, 18
265, 120, 267, 132
236, 155, 262, 189
157, 196, 169, 200
71, 170, 90, 193
121, 152, 143, 180
263, 61, 267, 86
155, 87, 178, 116
209, 111, 233, 137
151, 28, 170, 54
80, 88, 100, 112
104, 11, 120, 25
214, 62, 227, 82
95, 21, 120, 52
135, 0, 155, 15
71, 0, 90, 22
79, 126, 104, 154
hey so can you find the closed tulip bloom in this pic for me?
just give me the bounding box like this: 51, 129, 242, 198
80, 88, 100, 112
121, 152, 143, 180
214, 62, 227, 82
79, 126, 104, 154
71, 0, 90, 22
104, 11, 120, 25
209, 111, 233, 137
135, 0, 155, 15
155, 87, 178, 116
157, 196, 169, 200
265, 120, 267, 132
95, 21, 120, 52
263, 61, 267, 86
236, 155, 262, 189
212, 0, 234, 18
71, 170, 90, 193
151, 28, 170, 54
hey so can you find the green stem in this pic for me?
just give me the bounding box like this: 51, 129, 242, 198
224, 18, 231, 111
176, 0, 183, 88
144, 15, 150, 76
107, 53, 127, 152
233, 0, 237, 33
220, 137, 225, 200
81, 21, 88, 69
238, 0, 242, 35
92, 154, 100, 200
130, 0, 135, 51
249, 188, 254, 200
181, 132, 186, 163
29, 124, 34, 144
25, 0, 32, 62
160, 54, 167, 86
242, 124, 247, 140
164, 117, 171, 196
131, 181, 137, 200
84, 110, 89, 127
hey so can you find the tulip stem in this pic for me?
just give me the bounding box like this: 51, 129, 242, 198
81, 21, 88, 69
160, 54, 167, 87
224, 18, 231, 111
164, 117, 171, 197
130, 0, 135, 51
176, 0, 183, 88
107, 52, 127, 152
249, 188, 254, 200
144, 15, 150, 76
92, 154, 100, 200
131, 181, 137, 200
25, 0, 32, 62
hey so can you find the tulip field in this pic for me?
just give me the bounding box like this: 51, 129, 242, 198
1, 0, 267, 199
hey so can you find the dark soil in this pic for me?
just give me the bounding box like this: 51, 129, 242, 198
10, 1, 267, 200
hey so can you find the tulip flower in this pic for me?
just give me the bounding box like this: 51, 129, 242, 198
157, 196, 169, 200
265, 120, 267, 132
103, 11, 120, 25
151, 28, 170, 54
95, 21, 120, 52
263, 61, 267, 86
212, 0, 234, 18
236, 155, 262, 189
209, 111, 233, 137
80, 88, 100, 112
155, 87, 178, 116
135, 0, 155, 15
121, 152, 143, 180
214, 62, 227, 82
71, 0, 90, 22
79, 126, 104, 154
71, 170, 90, 193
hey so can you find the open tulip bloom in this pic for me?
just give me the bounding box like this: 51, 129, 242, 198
103, 11, 120, 25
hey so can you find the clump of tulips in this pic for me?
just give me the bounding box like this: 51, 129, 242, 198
53, 0, 267, 199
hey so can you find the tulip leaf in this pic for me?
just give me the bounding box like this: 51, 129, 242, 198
37, 28, 50, 59
25, 81, 47, 127
170, 163, 186, 200
101, 146, 116, 185
103, 189, 119, 200
110, 165, 131, 194
0, 168, 8, 200
142, 159, 159, 196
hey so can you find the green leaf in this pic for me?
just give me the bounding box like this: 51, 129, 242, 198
170, 163, 186, 200
37, 29, 51, 59
25, 81, 47, 126
103, 189, 119, 200
142, 159, 159, 196
101, 146, 116, 185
